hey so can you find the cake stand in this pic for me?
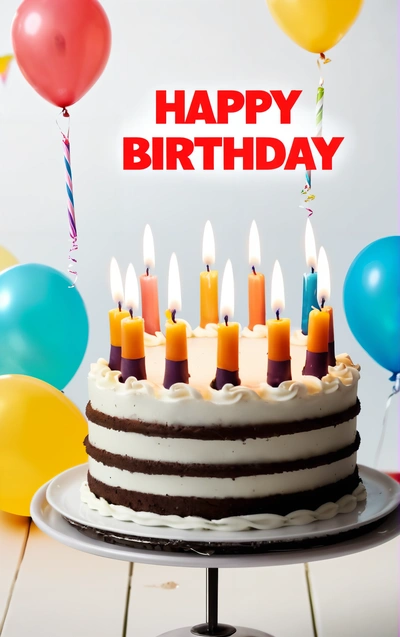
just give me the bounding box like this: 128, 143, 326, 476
31, 466, 400, 637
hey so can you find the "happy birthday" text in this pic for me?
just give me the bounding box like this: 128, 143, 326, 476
123, 90, 344, 171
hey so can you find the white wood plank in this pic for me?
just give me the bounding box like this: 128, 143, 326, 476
127, 563, 314, 637
1, 523, 129, 637
126, 564, 204, 636
309, 538, 399, 637
0, 512, 30, 631
219, 566, 314, 637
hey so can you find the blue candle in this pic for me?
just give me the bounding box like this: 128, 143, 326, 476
301, 270, 318, 334
301, 219, 318, 335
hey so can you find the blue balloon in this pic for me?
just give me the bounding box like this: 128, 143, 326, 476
0, 263, 89, 389
343, 236, 400, 378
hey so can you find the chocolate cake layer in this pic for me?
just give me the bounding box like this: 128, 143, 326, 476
86, 398, 361, 440
87, 468, 361, 519
84, 432, 360, 478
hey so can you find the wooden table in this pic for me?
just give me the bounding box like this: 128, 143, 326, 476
0, 512, 398, 637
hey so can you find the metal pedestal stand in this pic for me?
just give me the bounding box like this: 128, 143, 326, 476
30, 466, 400, 637
159, 568, 269, 637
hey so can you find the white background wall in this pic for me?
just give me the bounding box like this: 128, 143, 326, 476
0, 0, 398, 470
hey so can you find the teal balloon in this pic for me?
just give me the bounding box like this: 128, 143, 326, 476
0, 263, 89, 389
343, 236, 400, 378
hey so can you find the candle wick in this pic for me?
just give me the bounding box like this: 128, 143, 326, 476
321, 298, 325, 309
146, 267, 149, 276
311, 267, 315, 274
224, 315, 228, 327
118, 301, 122, 312
206, 264, 210, 273
171, 309, 177, 324
252, 265, 256, 275
129, 308, 133, 319
276, 309, 280, 320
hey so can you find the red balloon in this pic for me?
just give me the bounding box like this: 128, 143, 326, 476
12, 0, 111, 108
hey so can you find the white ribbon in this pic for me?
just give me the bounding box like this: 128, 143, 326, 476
374, 372, 400, 468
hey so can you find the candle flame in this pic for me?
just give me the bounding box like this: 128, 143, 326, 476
271, 260, 285, 314
110, 257, 124, 305
220, 259, 234, 320
249, 220, 261, 267
168, 252, 182, 312
305, 218, 317, 270
124, 263, 139, 314
143, 224, 155, 270
202, 220, 215, 266
317, 247, 331, 305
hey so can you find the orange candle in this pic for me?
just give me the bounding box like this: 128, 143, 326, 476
121, 264, 145, 360
214, 260, 240, 389
200, 271, 218, 327
109, 258, 129, 370
323, 306, 334, 343
324, 305, 335, 366
120, 264, 146, 381
217, 321, 239, 371
140, 225, 160, 335
267, 317, 290, 361
200, 221, 218, 327
319, 245, 335, 365
164, 253, 189, 388
266, 261, 291, 387
303, 247, 331, 378
248, 220, 266, 330
307, 309, 329, 353
122, 316, 145, 359
308, 246, 330, 354
165, 318, 187, 361
109, 307, 129, 347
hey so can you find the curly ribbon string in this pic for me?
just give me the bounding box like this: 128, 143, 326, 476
374, 373, 400, 468
300, 53, 331, 217
58, 108, 78, 285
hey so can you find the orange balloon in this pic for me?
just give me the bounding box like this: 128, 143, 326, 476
267, 0, 364, 53
0, 375, 87, 516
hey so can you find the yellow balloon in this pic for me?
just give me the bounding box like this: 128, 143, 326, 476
267, 0, 364, 53
0, 375, 88, 516
0, 246, 18, 273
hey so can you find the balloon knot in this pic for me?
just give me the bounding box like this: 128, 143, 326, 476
62, 107, 70, 118
389, 372, 400, 391
319, 53, 331, 64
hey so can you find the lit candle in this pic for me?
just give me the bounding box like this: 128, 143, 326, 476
200, 220, 219, 327
301, 219, 318, 335
109, 257, 129, 371
267, 260, 291, 387
140, 225, 161, 335
318, 246, 335, 366
163, 253, 189, 389
303, 247, 330, 378
248, 220, 266, 330
212, 260, 240, 390
120, 264, 146, 382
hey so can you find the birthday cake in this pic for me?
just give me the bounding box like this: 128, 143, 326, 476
81, 225, 366, 532
82, 328, 365, 531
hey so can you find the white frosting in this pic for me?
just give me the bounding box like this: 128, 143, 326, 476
87, 453, 357, 499
241, 324, 269, 339
81, 481, 367, 532
89, 354, 359, 426
85, 330, 362, 531
87, 418, 358, 465
290, 330, 308, 346
144, 331, 166, 347
192, 323, 219, 338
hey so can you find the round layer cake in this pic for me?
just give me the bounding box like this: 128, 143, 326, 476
82, 325, 366, 531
